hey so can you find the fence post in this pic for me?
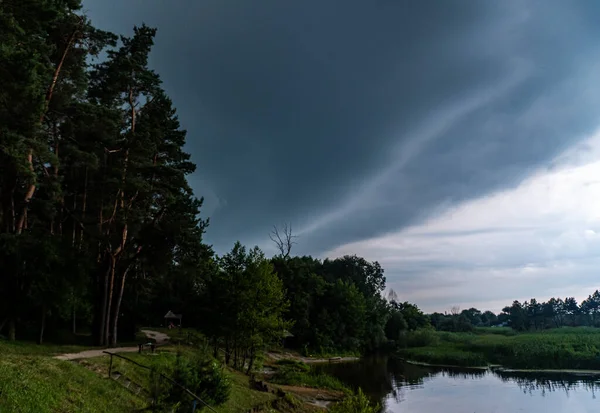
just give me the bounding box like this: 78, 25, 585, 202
108, 353, 113, 377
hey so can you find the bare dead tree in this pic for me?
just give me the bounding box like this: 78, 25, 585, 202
269, 223, 297, 259
387, 289, 399, 303
450, 305, 461, 316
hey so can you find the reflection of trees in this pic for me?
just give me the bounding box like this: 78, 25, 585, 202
384, 357, 488, 404
320, 357, 600, 410
315, 356, 395, 404
494, 370, 600, 398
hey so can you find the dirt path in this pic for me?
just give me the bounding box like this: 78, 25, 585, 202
54, 329, 169, 361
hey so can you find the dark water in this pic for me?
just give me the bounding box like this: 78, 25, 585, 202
316, 357, 600, 412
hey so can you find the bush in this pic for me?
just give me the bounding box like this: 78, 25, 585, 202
405, 328, 440, 347
151, 352, 231, 412
329, 388, 380, 413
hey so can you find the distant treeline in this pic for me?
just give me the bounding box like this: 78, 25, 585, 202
426, 292, 600, 333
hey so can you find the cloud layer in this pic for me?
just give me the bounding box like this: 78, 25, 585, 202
326, 133, 600, 312
83, 0, 600, 311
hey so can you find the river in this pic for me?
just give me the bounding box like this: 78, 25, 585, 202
316, 356, 600, 412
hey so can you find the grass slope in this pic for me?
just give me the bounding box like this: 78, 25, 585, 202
0, 341, 144, 413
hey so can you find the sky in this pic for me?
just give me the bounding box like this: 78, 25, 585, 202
83, 0, 600, 313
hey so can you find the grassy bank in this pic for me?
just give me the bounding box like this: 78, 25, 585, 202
0, 340, 144, 413
82, 349, 276, 413
269, 359, 350, 393
398, 327, 600, 369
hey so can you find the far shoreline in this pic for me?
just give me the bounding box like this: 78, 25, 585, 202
400, 358, 600, 376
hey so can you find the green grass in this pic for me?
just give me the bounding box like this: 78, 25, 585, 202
399, 346, 488, 367
275, 359, 310, 372
474, 327, 516, 336
213, 368, 274, 413
0, 349, 144, 412
398, 327, 600, 370
0, 335, 97, 357
0, 336, 279, 413
270, 367, 350, 393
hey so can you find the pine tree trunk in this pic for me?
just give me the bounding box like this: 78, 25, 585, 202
225, 340, 231, 365
104, 254, 117, 347
110, 267, 130, 347
246, 347, 255, 375
38, 306, 46, 345
233, 339, 238, 369
72, 303, 77, 335
15, 27, 78, 235
98, 261, 111, 346
79, 167, 88, 250
8, 318, 15, 341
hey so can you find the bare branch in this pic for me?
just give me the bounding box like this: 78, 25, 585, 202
269, 223, 298, 259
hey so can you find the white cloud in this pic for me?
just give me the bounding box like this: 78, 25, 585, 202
324, 132, 600, 313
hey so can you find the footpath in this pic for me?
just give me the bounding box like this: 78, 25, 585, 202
54, 329, 169, 361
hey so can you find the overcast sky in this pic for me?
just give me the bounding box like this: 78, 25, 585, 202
84, 0, 600, 313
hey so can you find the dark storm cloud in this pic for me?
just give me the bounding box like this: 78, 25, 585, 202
84, 0, 600, 257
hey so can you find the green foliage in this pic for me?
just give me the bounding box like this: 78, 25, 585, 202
402, 328, 440, 348
150, 352, 231, 412
272, 255, 389, 355
202, 243, 291, 372
329, 388, 380, 413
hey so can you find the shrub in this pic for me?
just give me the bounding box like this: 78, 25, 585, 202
405, 328, 440, 347
329, 388, 380, 413
151, 352, 231, 412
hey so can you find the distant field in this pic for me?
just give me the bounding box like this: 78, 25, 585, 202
398, 327, 600, 369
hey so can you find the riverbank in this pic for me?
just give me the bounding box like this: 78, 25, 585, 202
397, 327, 600, 370
267, 350, 359, 364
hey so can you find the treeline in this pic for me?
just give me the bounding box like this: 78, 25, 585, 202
0, 0, 209, 346
426, 291, 600, 333
499, 292, 600, 331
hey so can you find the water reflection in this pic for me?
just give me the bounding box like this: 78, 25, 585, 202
494, 370, 600, 398
317, 357, 600, 413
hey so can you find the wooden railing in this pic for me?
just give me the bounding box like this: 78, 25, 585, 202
103, 351, 218, 413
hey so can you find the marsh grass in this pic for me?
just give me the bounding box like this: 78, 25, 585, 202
399, 327, 600, 369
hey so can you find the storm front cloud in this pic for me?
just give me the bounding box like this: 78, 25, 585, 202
84, 0, 600, 312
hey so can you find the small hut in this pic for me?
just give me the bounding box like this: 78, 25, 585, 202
164, 310, 182, 327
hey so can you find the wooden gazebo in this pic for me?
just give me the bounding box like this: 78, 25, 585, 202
164, 310, 182, 327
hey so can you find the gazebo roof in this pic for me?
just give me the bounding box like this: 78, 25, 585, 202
164, 310, 182, 319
